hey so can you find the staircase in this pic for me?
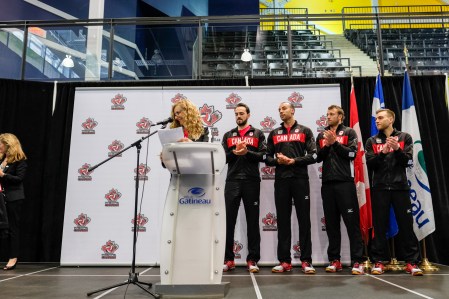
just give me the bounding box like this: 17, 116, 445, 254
327, 34, 379, 77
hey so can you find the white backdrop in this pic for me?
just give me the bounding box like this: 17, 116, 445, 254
61, 85, 350, 266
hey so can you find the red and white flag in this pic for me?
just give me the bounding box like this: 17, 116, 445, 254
349, 84, 373, 244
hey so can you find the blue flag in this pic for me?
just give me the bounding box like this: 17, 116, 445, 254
401, 71, 435, 241
371, 73, 399, 239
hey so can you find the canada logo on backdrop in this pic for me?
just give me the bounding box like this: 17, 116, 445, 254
225, 92, 242, 109
233, 240, 243, 259
171, 93, 187, 103
136, 117, 152, 134
262, 212, 278, 231
316, 115, 327, 133
287, 92, 304, 108
111, 94, 127, 110
73, 213, 91, 232
321, 216, 326, 231
134, 163, 150, 181
78, 163, 93, 181
293, 241, 301, 259
200, 103, 222, 142
108, 140, 124, 157
104, 188, 122, 207
131, 213, 149, 232
81, 118, 98, 134
260, 116, 277, 134
318, 165, 323, 179
261, 166, 275, 180
101, 240, 119, 259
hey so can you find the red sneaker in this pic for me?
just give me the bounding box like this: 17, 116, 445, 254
301, 261, 316, 274
371, 262, 385, 275
272, 262, 292, 273
223, 260, 235, 272
326, 260, 342, 273
405, 263, 423, 276
247, 260, 259, 273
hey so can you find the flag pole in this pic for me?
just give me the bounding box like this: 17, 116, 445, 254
386, 238, 404, 271
419, 238, 439, 271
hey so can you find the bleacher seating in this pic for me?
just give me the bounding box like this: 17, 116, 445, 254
345, 28, 449, 75
201, 26, 356, 78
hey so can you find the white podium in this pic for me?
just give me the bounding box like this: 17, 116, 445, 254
155, 143, 229, 298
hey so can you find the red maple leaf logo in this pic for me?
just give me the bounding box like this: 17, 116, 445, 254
132, 213, 149, 226
101, 240, 119, 254
293, 241, 301, 254
135, 164, 150, 176
200, 103, 222, 127
78, 163, 92, 176
316, 115, 327, 127
321, 217, 326, 225
74, 213, 91, 226
225, 93, 242, 105
111, 94, 127, 105
105, 189, 121, 201
108, 140, 124, 152
171, 93, 187, 103
233, 241, 243, 254
260, 116, 277, 129
288, 92, 304, 104
82, 118, 98, 130
261, 166, 275, 175
262, 212, 277, 226
136, 117, 151, 129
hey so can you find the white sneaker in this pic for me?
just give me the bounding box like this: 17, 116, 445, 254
301, 261, 316, 274
351, 262, 365, 275
247, 261, 259, 273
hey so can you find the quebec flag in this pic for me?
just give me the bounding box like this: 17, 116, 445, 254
401, 71, 435, 241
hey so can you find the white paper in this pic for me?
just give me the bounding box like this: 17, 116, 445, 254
158, 127, 184, 145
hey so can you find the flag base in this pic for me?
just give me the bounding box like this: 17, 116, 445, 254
385, 258, 405, 271
419, 258, 439, 272
362, 258, 373, 271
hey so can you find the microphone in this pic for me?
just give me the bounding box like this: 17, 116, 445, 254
152, 117, 173, 126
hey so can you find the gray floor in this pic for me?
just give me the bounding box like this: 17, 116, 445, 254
0, 263, 448, 299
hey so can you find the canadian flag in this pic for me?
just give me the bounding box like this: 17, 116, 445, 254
349, 84, 373, 244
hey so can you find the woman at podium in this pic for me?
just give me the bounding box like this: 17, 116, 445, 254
170, 99, 209, 142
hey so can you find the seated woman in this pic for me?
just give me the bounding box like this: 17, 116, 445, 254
170, 99, 209, 142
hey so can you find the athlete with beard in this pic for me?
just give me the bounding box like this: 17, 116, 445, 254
222, 103, 266, 273
266, 102, 317, 274
316, 105, 365, 275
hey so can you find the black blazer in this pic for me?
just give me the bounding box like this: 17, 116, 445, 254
0, 160, 27, 202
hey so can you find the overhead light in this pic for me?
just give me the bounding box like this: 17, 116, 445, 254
61, 55, 74, 68
241, 49, 252, 62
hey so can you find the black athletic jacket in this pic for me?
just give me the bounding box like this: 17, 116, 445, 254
222, 126, 266, 182
316, 124, 357, 183
365, 129, 413, 190
265, 121, 316, 179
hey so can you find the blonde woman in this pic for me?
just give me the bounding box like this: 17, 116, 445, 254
0, 133, 27, 270
170, 99, 209, 142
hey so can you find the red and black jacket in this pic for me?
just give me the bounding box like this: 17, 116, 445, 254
221, 126, 267, 182
316, 124, 357, 183
365, 129, 413, 190
265, 121, 316, 179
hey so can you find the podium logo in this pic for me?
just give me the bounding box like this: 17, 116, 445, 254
134, 164, 150, 181
73, 213, 90, 232
225, 93, 242, 109
101, 240, 119, 259
316, 115, 327, 133
78, 163, 93, 181
171, 93, 187, 103
233, 240, 243, 259
131, 213, 148, 232
136, 117, 151, 134
108, 140, 124, 157
262, 212, 277, 231
111, 94, 127, 110
261, 166, 275, 180
321, 216, 326, 231
288, 92, 304, 108
260, 116, 276, 133
179, 187, 211, 205
293, 241, 301, 259
105, 188, 121, 207
81, 117, 98, 134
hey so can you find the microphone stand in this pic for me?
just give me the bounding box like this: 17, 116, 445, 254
87, 126, 163, 298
